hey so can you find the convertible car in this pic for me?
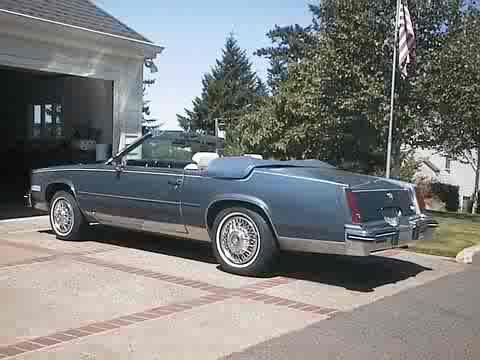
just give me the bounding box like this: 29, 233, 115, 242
27, 130, 438, 276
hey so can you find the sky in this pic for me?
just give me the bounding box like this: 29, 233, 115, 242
95, 0, 314, 130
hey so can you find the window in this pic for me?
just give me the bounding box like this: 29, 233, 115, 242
31, 104, 64, 139
121, 132, 220, 169
445, 157, 451, 173
125, 136, 194, 169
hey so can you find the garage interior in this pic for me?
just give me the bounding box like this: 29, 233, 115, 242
0, 66, 113, 217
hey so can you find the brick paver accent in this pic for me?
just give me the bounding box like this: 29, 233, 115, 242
0, 238, 339, 358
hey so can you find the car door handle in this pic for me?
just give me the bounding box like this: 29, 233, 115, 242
168, 179, 183, 187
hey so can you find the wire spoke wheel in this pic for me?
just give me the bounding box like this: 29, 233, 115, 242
217, 213, 260, 267
51, 198, 74, 236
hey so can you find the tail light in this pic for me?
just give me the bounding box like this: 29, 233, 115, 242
415, 187, 426, 211
346, 190, 362, 224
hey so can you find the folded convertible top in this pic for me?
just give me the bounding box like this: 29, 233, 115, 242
206, 157, 335, 180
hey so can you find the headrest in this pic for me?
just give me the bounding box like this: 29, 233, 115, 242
192, 152, 219, 168
244, 154, 263, 160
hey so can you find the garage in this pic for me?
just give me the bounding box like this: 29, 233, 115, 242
0, 0, 163, 216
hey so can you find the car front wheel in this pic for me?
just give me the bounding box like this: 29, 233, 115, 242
212, 207, 279, 276
49, 191, 86, 241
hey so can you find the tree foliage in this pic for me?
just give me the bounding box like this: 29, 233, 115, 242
177, 34, 263, 135
142, 78, 162, 132
416, 6, 480, 211
234, 0, 457, 174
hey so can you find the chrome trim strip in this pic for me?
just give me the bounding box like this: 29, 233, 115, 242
34, 168, 205, 178
375, 232, 397, 238
255, 171, 347, 187
351, 189, 408, 193
182, 202, 201, 208
77, 191, 179, 205
123, 170, 183, 177
185, 225, 210, 242
278, 237, 346, 255
33, 168, 116, 174
93, 213, 206, 240
347, 235, 375, 241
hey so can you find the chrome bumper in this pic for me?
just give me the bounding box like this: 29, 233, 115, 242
345, 214, 438, 256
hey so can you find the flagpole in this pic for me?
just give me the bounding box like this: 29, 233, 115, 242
386, 0, 402, 179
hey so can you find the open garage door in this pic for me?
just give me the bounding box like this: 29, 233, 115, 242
0, 66, 113, 219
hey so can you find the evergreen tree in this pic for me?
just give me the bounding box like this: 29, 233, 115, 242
254, 24, 316, 93
177, 34, 261, 135
235, 0, 456, 175
142, 78, 162, 133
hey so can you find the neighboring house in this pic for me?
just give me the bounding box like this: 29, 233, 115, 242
0, 0, 163, 203
415, 148, 478, 211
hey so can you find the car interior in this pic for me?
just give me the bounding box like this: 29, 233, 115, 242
124, 152, 220, 172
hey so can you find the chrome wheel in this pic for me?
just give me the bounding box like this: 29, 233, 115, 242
216, 213, 260, 268
51, 198, 74, 236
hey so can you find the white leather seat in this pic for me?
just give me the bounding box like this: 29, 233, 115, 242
185, 152, 219, 170
184, 163, 199, 170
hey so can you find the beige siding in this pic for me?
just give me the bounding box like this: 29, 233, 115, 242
0, 13, 150, 153
415, 148, 478, 207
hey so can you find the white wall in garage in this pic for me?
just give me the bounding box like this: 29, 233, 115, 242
0, 12, 160, 153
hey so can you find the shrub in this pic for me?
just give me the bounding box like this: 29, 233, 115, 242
430, 182, 460, 212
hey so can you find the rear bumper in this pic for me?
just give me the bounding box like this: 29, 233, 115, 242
278, 214, 438, 257
344, 214, 439, 256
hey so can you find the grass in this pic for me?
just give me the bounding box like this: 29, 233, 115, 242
409, 214, 480, 258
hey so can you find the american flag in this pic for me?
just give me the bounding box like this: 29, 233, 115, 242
398, 0, 416, 77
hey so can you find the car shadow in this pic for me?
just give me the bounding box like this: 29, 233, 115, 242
272, 252, 432, 292
42, 226, 432, 293
41, 226, 217, 264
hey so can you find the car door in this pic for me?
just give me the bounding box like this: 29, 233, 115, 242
97, 164, 187, 235
84, 134, 188, 236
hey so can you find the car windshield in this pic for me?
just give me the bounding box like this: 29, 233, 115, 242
114, 130, 224, 169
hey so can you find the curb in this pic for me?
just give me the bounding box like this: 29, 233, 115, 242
455, 245, 480, 265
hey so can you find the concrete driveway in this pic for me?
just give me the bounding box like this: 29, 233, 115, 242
0, 217, 465, 359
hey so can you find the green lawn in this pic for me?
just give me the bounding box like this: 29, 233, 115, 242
409, 213, 480, 258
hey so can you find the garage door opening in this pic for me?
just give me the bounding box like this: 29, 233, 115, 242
0, 66, 113, 219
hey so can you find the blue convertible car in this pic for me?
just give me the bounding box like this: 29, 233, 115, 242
28, 130, 437, 276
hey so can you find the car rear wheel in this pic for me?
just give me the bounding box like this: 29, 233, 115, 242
49, 191, 86, 241
212, 207, 279, 276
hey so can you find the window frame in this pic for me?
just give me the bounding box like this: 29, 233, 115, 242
30, 103, 64, 140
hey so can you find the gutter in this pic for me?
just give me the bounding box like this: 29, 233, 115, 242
0, 8, 164, 55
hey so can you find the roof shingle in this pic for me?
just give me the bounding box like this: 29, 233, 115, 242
0, 0, 151, 43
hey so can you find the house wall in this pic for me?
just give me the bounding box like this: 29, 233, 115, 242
415, 148, 478, 208
0, 13, 149, 153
